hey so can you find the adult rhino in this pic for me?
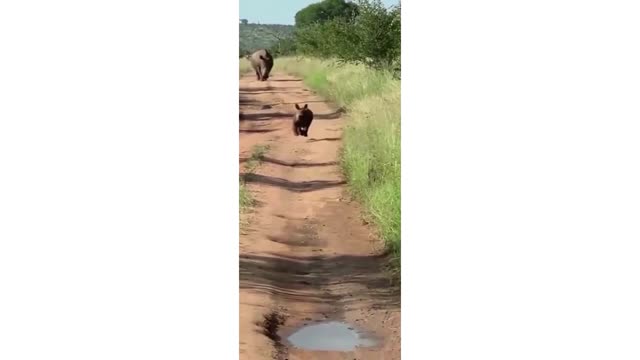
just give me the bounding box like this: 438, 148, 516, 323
245, 49, 274, 81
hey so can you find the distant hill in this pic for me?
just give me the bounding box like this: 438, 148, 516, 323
239, 22, 294, 55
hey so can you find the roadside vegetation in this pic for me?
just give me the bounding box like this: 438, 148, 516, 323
239, 60, 251, 77
239, 22, 294, 58
239, 145, 270, 229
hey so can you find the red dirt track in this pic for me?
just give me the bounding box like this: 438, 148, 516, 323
239, 73, 400, 360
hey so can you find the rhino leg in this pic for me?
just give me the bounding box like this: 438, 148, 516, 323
250, 62, 258, 80
256, 64, 262, 81
261, 64, 269, 81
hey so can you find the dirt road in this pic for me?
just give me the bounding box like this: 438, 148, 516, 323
239, 73, 400, 360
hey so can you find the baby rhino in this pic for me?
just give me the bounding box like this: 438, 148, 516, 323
292, 103, 314, 137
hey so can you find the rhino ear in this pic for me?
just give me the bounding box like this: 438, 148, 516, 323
295, 104, 300, 110
303, 104, 308, 110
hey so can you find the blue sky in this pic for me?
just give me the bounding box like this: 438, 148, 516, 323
239, 0, 399, 25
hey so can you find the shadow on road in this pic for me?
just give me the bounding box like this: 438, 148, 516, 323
239, 156, 337, 168
240, 173, 345, 193
239, 110, 345, 122
239, 111, 292, 121
307, 137, 342, 143
239, 129, 279, 134
240, 253, 399, 310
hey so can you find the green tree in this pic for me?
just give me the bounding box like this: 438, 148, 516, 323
295, 0, 358, 28
295, 0, 400, 75
348, 0, 400, 69
272, 37, 297, 57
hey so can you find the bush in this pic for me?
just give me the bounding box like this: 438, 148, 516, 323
295, 0, 400, 75
295, 0, 359, 28
271, 37, 297, 57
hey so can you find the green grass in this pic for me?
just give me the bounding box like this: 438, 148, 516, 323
240, 183, 254, 210
239, 59, 252, 77
239, 144, 270, 215
239, 66, 254, 215
244, 144, 269, 173
274, 57, 401, 267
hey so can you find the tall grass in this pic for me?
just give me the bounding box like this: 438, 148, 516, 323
239, 145, 270, 218
240, 183, 253, 210
239, 60, 252, 215
239, 59, 251, 77
276, 57, 400, 265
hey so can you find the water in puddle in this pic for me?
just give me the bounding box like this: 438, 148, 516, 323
286, 321, 376, 352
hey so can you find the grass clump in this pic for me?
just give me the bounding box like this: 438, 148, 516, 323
239, 144, 270, 214
239, 59, 252, 77
275, 57, 400, 266
244, 144, 269, 173
239, 183, 254, 212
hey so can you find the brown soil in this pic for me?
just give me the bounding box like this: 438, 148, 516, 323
239, 73, 400, 360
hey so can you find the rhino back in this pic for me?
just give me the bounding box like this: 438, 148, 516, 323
253, 49, 273, 67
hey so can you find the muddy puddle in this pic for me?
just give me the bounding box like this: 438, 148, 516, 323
285, 321, 377, 352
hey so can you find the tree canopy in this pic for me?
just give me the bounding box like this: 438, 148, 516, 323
294, 0, 358, 28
